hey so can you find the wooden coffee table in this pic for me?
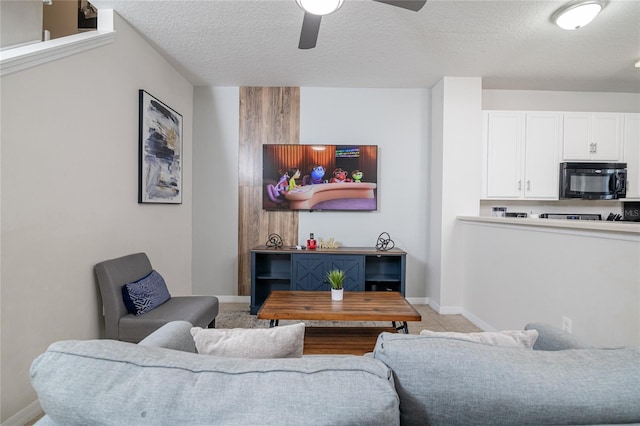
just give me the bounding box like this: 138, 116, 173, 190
257, 291, 422, 355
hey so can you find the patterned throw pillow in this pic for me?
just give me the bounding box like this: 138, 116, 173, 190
122, 270, 171, 316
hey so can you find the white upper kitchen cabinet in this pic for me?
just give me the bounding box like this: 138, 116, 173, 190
483, 111, 561, 200
563, 113, 623, 161
623, 114, 640, 199
484, 112, 522, 199
524, 113, 562, 198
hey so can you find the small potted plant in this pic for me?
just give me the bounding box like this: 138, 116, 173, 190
326, 269, 345, 301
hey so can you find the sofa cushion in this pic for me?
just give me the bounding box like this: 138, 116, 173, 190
191, 323, 305, 358
373, 332, 640, 426
419, 329, 538, 348
31, 339, 400, 425
118, 296, 219, 343
525, 322, 594, 350
121, 270, 171, 315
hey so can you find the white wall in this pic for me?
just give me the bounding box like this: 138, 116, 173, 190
192, 87, 239, 297
191, 88, 431, 299
460, 222, 640, 347
0, 14, 193, 422
0, 0, 42, 49
429, 77, 483, 312
428, 82, 444, 305
299, 88, 431, 298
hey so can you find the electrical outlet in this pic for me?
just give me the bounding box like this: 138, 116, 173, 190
562, 316, 572, 333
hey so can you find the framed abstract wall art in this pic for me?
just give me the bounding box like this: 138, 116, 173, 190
138, 90, 183, 204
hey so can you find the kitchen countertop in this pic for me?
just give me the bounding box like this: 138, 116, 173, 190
458, 216, 640, 235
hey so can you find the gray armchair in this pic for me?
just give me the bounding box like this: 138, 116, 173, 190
95, 252, 218, 343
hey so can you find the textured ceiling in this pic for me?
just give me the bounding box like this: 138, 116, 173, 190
90, 0, 640, 92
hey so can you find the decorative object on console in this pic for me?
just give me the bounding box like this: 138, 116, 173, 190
138, 90, 183, 204
306, 232, 317, 249
265, 233, 284, 249
327, 269, 345, 301
375, 232, 395, 251
318, 237, 340, 249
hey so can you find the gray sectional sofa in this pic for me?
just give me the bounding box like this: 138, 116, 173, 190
31, 321, 640, 425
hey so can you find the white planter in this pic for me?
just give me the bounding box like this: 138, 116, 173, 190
331, 288, 344, 301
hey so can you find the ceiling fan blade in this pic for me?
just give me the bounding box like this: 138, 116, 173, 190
299, 12, 322, 49
371, 0, 427, 12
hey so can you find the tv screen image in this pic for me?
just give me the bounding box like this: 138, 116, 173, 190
263, 144, 378, 211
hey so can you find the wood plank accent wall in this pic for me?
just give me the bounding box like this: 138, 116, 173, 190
238, 87, 300, 296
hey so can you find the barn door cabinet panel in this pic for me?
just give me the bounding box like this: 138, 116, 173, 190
250, 246, 406, 314
292, 254, 364, 291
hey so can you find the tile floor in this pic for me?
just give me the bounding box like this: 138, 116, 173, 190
407, 304, 482, 334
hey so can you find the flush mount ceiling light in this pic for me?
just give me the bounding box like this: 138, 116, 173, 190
551, 0, 606, 30
296, 0, 344, 16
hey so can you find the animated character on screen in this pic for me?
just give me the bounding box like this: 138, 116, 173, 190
330, 168, 351, 183
266, 170, 289, 203
310, 165, 326, 184
288, 168, 301, 191
351, 170, 363, 183
275, 171, 289, 193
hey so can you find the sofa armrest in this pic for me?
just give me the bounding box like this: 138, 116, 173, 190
373, 332, 640, 425
525, 322, 593, 351
138, 320, 196, 353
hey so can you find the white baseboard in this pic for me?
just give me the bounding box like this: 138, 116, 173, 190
460, 309, 496, 332
427, 301, 497, 332
2, 400, 42, 426
428, 299, 463, 315
406, 297, 429, 305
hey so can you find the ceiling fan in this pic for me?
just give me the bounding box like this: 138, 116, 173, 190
296, 0, 427, 49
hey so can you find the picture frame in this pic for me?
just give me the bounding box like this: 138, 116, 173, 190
138, 90, 183, 204
78, 0, 98, 31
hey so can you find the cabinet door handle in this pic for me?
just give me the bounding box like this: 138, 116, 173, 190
526, 180, 531, 191
518, 180, 522, 191
593, 142, 597, 153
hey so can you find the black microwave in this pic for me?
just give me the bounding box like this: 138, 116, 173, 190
559, 162, 627, 200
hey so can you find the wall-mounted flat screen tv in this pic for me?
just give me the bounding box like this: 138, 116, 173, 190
263, 144, 378, 211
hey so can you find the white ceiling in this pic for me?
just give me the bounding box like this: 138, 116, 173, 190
90, 0, 640, 92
